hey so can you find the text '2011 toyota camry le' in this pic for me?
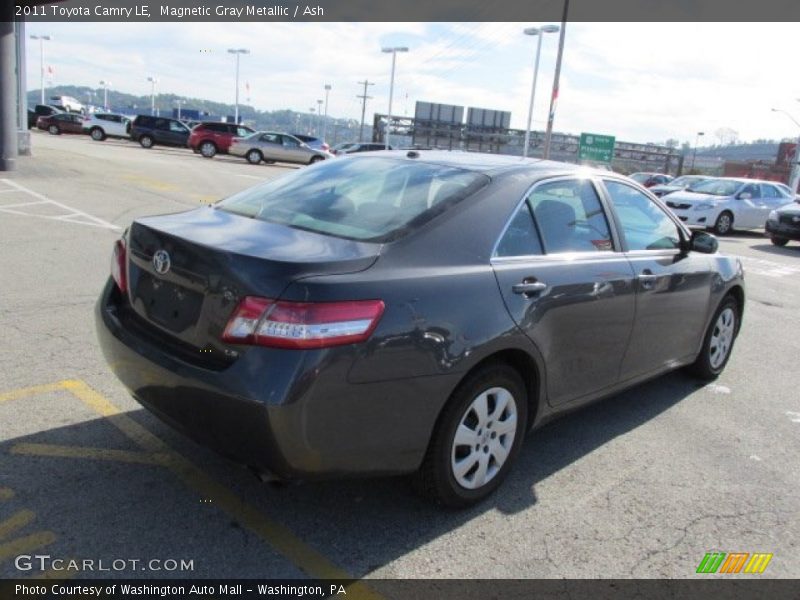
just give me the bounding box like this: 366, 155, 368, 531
96, 151, 744, 507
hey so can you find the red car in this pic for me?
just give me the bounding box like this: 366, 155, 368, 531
188, 122, 255, 158
36, 112, 85, 135
629, 172, 674, 188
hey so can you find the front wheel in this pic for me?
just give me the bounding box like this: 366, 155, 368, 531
309, 155, 324, 165
139, 135, 154, 149
712, 211, 734, 236
686, 296, 739, 381
770, 235, 789, 247
48, 125, 60, 135
246, 150, 263, 165
90, 127, 105, 141
413, 364, 528, 508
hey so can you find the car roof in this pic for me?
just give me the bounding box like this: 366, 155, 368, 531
345, 150, 619, 178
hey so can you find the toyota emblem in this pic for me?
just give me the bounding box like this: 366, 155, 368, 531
152, 249, 171, 275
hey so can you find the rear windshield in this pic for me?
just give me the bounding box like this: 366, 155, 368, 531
216, 156, 489, 242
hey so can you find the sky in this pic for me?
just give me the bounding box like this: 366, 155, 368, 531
23, 21, 800, 146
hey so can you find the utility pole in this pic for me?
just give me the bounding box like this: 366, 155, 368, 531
542, 0, 569, 159
357, 80, 374, 142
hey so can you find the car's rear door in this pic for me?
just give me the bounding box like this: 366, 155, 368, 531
599, 179, 713, 380
65, 114, 84, 133
491, 176, 637, 406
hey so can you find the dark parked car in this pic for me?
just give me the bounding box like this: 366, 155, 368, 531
766, 198, 800, 246
28, 104, 63, 129
629, 172, 673, 188
130, 115, 191, 148
188, 122, 255, 158
96, 152, 744, 507
332, 142, 393, 155
649, 175, 711, 198
36, 112, 85, 135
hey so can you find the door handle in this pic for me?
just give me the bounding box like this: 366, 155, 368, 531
512, 280, 548, 296
638, 270, 657, 290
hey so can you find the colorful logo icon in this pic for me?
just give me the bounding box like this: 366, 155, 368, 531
696, 552, 773, 574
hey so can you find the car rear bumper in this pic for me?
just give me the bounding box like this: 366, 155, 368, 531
766, 220, 800, 240
95, 279, 450, 480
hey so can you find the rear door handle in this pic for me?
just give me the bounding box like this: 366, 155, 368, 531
638, 270, 657, 290
512, 281, 548, 296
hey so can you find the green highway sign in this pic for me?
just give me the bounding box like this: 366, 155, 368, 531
578, 133, 616, 164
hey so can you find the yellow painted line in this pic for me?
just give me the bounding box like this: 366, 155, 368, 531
10, 443, 162, 466
0, 531, 57, 561
0, 509, 35, 540
60, 380, 382, 599
0, 381, 70, 404
121, 174, 181, 193
0, 488, 13, 501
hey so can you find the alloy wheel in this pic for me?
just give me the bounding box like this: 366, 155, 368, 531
709, 307, 735, 369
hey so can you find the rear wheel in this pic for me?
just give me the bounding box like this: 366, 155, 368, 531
413, 364, 528, 508
90, 127, 106, 141
139, 135, 154, 149
712, 211, 734, 236
48, 125, 60, 135
687, 296, 739, 380
770, 235, 789, 247
199, 141, 217, 158
246, 149, 263, 165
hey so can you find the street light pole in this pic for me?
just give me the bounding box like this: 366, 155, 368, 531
542, 0, 569, 159
690, 131, 704, 172
322, 84, 331, 141
316, 99, 323, 137
357, 80, 374, 142
381, 46, 409, 149
99, 80, 111, 110
146, 76, 158, 116
771, 108, 800, 194
227, 48, 249, 124
522, 25, 559, 158
29, 34, 51, 105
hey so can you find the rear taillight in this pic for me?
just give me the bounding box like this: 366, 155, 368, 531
222, 297, 384, 349
110, 238, 127, 293
321, 143, 330, 151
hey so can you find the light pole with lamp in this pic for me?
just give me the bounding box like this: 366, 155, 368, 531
99, 80, 111, 110
322, 84, 331, 141
146, 76, 158, 116
381, 46, 408, 149
227, 48, 249, 124
316, 99, 323, 137
522, 25, 560, 158
29, 34, 51, 105
690, 131, 704, 172
771, 107, 800, 194
176, 99, 186, 120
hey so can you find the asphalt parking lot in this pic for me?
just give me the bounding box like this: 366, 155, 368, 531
1, 132, 799, 584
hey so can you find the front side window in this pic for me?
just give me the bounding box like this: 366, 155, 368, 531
739, 183, 760, 199
217, 157, 488, 242
527, 179, 613, 253
604, 180, 681, 251
169, 121, 186, 133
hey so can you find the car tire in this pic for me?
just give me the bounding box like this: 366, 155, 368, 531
686, 295, 740, 381
712, 211, 734, 236
309, 156, 324, 165
139, 135, 154, 149
90, 127, 106, 141
246, 150, 263, 165
199, 141, 217, 158
48, 125, 60, 135
770, 235, 789, 247
413, 363, 528, 508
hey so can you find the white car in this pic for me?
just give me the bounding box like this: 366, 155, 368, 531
49, 95, 84, 113
82, 113, 132, 141
662, 177, 795, 235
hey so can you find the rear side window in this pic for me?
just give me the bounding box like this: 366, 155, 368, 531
495, 202, 543, 257
527, 179, 613, 253
603, 180, 681, 251
217, 157, 489, 242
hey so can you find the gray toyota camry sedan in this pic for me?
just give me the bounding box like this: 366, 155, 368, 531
96, 152, 744, 507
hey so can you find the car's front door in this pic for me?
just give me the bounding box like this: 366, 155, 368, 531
600, 179, 714, 380
491, 177, 637, 406
167, 121, 189, 146
257, 133, 283, 160
732, 182, 764, 228
278, 135, 309, 163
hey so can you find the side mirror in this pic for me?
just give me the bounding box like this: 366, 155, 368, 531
689, 230, 718, 254
737, 192, 752, 200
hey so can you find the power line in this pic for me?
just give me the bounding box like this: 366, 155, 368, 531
357, 79, 375, 142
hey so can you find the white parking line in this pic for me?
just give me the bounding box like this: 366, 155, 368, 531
0, 179, 121, 230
